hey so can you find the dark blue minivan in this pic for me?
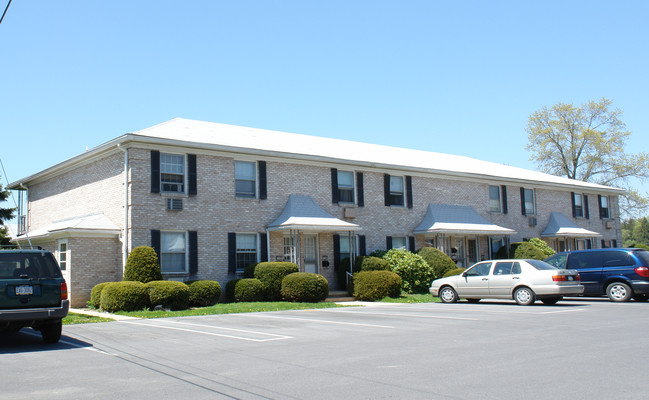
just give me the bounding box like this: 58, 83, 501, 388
545, 248, 649, 302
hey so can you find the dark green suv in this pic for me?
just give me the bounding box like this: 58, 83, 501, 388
0, 249, 69, 343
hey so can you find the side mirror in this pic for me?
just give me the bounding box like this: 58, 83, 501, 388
461, 271, 468, 278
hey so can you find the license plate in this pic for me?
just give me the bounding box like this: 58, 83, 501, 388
15, 285, 33, 296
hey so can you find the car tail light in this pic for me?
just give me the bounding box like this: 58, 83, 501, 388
61, 282, 68, 300
635, 267, 649, 278
552, 274, 579, 282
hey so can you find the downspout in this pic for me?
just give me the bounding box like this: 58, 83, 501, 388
265, 228, 270, 262
117, 143, 128, 270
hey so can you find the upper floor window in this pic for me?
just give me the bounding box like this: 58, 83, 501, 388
337, 170, 355, 203
235, 161, 257, 198
521, 188, 535, 215
389, 176, 405, 206
599, 195, 610, 219
161, 231, 187, 273
161, 154, 185, 193
573, 193, 584, 218
489, 185, 501, 212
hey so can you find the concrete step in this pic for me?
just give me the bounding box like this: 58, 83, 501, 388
325, 291, 355, 302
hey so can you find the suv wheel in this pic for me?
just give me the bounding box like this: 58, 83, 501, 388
40, 320, 62, 344
606, 282, 632, 302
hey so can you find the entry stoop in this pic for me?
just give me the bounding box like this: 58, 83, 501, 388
325, 290, 355, 302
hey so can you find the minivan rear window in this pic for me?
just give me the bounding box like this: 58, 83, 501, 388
632, 250, 649, 266
0, 252, 62, 279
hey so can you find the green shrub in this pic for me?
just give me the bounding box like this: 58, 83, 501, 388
353, 271, 402, 301
511, 242, 546, 260
494, 244, 509, 259
527, 238, 555, 257
417, 247, 456, 279
89, 282, 114, 308
382, 249, 434, 293
145, 280, 190, 311
254, 262, 299, 300
188, 280, 222, 307
281, 273, 329, 302
361, 256, 391, 271
368, 250, 388, 258
631, 243, 649, 250
100, 281, 148, 312
123, 246, 162, 283
443, 268, 466, 278
243, 263, 258, 279
233, 279, 265, 302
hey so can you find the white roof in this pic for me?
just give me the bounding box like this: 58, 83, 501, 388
16, 213, 120, 240
268, 195, 360, 232
130, 118, 620, 192
414, 203, 516, 235
541, 212, 601, 238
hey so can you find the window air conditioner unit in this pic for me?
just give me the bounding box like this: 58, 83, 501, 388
166, 198, 183, 211
528, 217, 537, 227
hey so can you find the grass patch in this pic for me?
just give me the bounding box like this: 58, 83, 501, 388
379, 293, 440, 303
114, 301, 343, 319
63, 312, 113, 325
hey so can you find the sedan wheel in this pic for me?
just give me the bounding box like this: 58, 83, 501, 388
439, 286, 458, 303
606, 282, 632, 302
514, 287, 536, 306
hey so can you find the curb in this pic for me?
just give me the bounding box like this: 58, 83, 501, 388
69, 308, 139, 321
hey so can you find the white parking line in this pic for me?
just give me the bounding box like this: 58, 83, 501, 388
240, 314, 395, 328
538, 308, 588, 315
321, 308, 479, 321
22, 330, 117, 355
121, 320, 293, 342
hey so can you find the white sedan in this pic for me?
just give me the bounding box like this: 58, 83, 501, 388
429, 259, 584, 305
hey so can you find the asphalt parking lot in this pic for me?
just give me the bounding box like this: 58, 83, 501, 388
2, 299, 648, 400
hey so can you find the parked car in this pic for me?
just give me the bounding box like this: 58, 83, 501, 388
544, 248, 649, 302
0, 249, 69, 343
429, 259, 584, 305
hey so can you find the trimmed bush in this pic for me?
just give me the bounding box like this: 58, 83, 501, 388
145, 280, 190, 311
528, 238, 555, 257
368, 250, 388, 258
511, 242, 546, 260
89, 282, 114, 308
353, 271, 402, 301
188, 280, 221, 307
123, 246, 162, 283
281, 273, 329, 302
361, 256, 391, 271
254, 262, 299, 300
233, 279, 265, 302
417, 247, 456, 279
100, 281, 148, 312
383, 249, 435, 294
443, 268, 466, 277
243, 263, 258, 279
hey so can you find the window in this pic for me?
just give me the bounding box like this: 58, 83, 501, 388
389, 176, 404, 206
573, 193, 584, 218
337, 170, 355, 203
599, 195, 610, 219
391, 236, 407, 250
521, 188, 535, 215
283, 235, 296, 262
236, 233, 258, 272
57, 240, 68, 271
235, 161, 257, 198
466, 262, 492, 277
489, 186, 501, 212
160, 154, 185, 193
160, 232, 187, 273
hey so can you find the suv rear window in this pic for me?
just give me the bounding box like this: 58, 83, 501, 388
0, 252, 62, 279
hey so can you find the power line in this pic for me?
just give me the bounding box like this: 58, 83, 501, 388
0, 0, 12, 26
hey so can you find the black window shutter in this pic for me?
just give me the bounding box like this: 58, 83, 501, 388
598, 195, 604, 219
406, 176, 413, 209
258, 161, 267, 200
584, 195, 590, 219
358, 235, 366, 257
356, 172, 364, 207
228, 233, 236, 273
571, 192, 577, 218
384, 174, 391, 206
408, 236, 416, 252
386, 236, 393, 250
613, 239, 618, 248
333, 234, 341, 269
260, 233, 268, 262
501, 185, 508, 214
331, 168, 339, 204
188, 231, 198, 274
188, 154, 197, 196
520, 188, 526, 216
601, 239, 606, 248
151, 151, 160, 193
586, 239, 592, 249
151, 230, 161, 260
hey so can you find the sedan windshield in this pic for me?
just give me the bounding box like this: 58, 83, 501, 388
527, 259, 558, 270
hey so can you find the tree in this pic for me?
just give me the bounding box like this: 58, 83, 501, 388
526, 98, 649, 217
0, 177, 16, 246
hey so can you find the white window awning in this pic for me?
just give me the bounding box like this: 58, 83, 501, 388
414, 203, 515, 236
541, 212, 601, 238
267, 195, 361, 232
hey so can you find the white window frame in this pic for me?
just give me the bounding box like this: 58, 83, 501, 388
160, 231, 188, 274
160, 153, 186, 194
489, 185, 501, 213
574, 193, 584, 218
234, 161, 257, 199
600, 195, 610, 219
236, 233, 259, 272
523, 188, 536, 215
57, 239, 69, 271
389, 175, 405, 207
391, 236, 407, 250
337, 170, 355, 204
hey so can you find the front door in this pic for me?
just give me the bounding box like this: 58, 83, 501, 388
303, 234, 318, 274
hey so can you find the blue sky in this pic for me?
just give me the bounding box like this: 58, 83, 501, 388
1, 1, 648, 221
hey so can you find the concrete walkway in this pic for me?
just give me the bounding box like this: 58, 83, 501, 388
69, 308, 139, 320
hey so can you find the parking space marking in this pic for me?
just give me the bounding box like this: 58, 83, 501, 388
321, 308, 479, 321
538, 308, 588, 315
121, 320, 294, 342
240, 314, 395, 328
22, 330, 118, 355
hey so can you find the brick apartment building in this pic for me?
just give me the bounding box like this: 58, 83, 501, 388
9, 118, 623, 306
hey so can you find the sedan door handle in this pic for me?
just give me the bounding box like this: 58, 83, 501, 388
512, 277, 520, 279
482, 278, 489, 281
